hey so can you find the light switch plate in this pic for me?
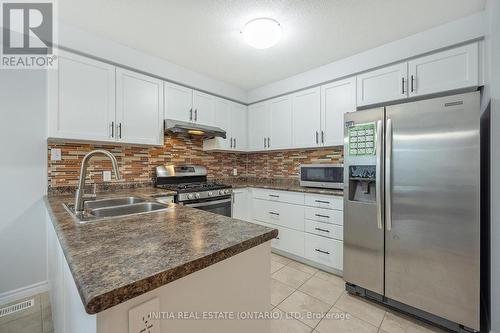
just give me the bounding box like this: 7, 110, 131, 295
129, 297, 160, 333
233, 168, 237, 176
103, 171, 112, 182
50, 148, 61, 161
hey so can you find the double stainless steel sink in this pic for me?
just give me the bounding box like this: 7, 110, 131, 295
64, 196, 171, 223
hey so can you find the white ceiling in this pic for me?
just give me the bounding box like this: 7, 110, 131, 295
58, 0, 486, 90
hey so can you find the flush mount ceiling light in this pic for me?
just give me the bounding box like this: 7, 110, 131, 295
241, 18, 282, 49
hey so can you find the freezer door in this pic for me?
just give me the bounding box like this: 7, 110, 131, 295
343, 107, 385, 295
385, 92, 480, 330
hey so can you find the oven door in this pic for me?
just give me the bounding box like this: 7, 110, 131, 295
182, 197, 232, 217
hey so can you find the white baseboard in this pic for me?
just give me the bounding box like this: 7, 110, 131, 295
0, 281, 49, 305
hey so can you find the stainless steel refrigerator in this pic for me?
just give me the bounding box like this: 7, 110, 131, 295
343, 91, 480, 332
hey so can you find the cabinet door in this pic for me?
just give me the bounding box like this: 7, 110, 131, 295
164, 82, 193, 122
212, 98, 232, 149
321, 77, 357, 146
248, 102, 270, 151
292, 87, 321, 148
269, 95, 293, 150
232, 189, 249, 221
116, 69, 164, 145
408, 43, 478, 97
357, 62, 408, 106
48, 50, 115, 142
231, 102, 247, 151
192, 90, 215, 125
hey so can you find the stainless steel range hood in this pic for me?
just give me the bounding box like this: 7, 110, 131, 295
164, 119, 226, 139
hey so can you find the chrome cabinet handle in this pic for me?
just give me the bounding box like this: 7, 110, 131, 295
118, 123, 122, 139
269, 212, 280, 216
234, 138, 236, 149
194, 109, 198, 122
267, 137, 270, 148
321, 131, 324, 144
189, 108, 193, 121
401, 77, 406, 94
269, 194, 279, 198
315, 214, 330, 218
315, 248, 330, 255
385, 118, 393, 231
315, 227, 330, 233
411, 75, 415, 93
110, 121, 114, 138
315, 200, 330, 204
376, 120, 383, 230
316, 131, 319, 144
264, 137, 266, 148
230, 138, 233, 148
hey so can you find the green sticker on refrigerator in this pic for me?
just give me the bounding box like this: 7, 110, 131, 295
348, 123, 376, 156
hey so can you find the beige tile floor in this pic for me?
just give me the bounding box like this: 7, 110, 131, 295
0, 254, 448, 333
0, 292, 53, 333
269, 253, 448, 333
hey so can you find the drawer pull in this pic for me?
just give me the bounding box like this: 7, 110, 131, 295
275, 236, 280, 239
315, 200, 330, 204
315, 227, 330, 233
269, 194, 280, 198
315, 214, 330, 219
315, 248, 330, 255
269, 212, 280, 216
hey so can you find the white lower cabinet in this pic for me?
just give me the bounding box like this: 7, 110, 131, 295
232, 188, 249, 220
248, 188, 344, 272
304, 233, 343, 271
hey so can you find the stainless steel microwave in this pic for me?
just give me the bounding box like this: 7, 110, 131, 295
299, 164, 344, 189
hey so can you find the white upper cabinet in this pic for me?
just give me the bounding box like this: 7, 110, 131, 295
321, 77, 357, 147
292, 87, 321, 149
164, 82, 193, 122
48, 50, 116, 142
408, 43, 478, 97
248, 101, 270, 151
231, 102, 247, 151
357, 62, 408, 107
269, 95, 293, 150
192, 90, 215, 126
115, 69, 164, 146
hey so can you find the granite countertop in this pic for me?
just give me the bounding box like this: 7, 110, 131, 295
220, 178, 344, 197
44, 188, 277, 314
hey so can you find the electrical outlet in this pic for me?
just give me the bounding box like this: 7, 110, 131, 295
233, 168, 237, 176
129, 297, 160, 333
50, 148, 61, 161
103, 171, 112, 182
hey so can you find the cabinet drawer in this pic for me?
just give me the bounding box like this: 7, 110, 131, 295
252, 198, 304, 231
251, 188, 305, 205
305, 220, 343, 241
305, 194, 343, 210
255, 221, 304, 257
305, 207, 343, 226
305, 233, 343, 270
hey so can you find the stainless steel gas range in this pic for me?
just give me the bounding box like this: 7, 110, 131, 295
155, 165, 233, 217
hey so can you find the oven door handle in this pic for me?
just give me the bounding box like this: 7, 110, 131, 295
184, 198, 232, 208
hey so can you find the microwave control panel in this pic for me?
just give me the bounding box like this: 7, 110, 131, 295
348, 123, 376, 156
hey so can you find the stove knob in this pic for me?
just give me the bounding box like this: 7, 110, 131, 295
224, 189, 230, 195
219, 190, 225, 195
187, 194, 194, 200
208, 191, 213, 197
195, 193, 201, 199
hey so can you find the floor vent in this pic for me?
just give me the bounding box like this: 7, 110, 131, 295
0, 299, 34, 318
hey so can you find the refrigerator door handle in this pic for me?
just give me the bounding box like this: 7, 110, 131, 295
385, 118, 393, 231
376, 120, 383, 230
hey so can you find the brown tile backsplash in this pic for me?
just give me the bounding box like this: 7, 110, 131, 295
47, 134, 343, 189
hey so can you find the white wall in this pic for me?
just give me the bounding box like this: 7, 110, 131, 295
247, 11, 486, 103
486, 1, 500, 332
0, 69, 48, 302
58, 21, 248, 104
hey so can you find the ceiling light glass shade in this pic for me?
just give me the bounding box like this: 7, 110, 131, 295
242, 18, 282, 49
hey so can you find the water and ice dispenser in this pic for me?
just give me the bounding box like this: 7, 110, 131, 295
348, 165, 376, 203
